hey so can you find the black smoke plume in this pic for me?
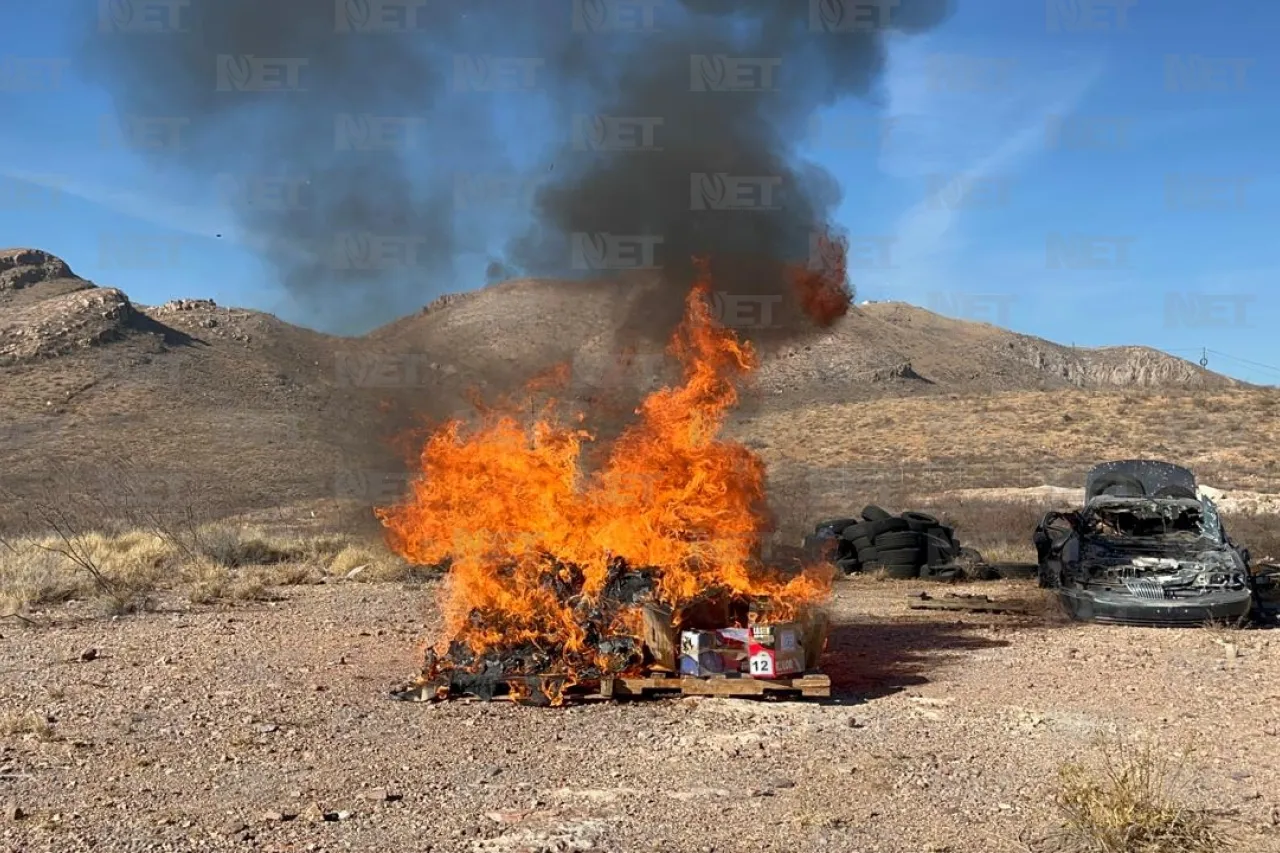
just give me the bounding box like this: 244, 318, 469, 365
82, 0, 951, 337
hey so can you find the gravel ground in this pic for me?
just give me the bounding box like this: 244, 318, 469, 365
2, 576, 1279, 853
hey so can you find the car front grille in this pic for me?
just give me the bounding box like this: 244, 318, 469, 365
1123, 578, 1168, 600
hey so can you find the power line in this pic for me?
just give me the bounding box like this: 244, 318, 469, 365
1205, 349, 1280, 379
1148, 346, 1280, 381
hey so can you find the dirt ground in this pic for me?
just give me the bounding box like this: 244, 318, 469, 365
2, 576, 1279, 853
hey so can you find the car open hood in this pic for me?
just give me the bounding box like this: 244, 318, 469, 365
1085, 460, 1197, 501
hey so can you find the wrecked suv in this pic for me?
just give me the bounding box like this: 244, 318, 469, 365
1033, 460, 1253, 626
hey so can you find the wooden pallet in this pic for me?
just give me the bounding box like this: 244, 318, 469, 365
601, 671, 830, 699
393, 670, 831, 703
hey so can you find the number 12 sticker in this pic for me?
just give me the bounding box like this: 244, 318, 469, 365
750, 653, 774, 676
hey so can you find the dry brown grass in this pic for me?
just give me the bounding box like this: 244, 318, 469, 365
767, 489, 1044, 565
0, 522, 431, 616
922, 501, 1043, 563
327, 541, 422, 582
0, 709, 59, 742
181, 556, 233, 605
744, 389, 1280, 504
1051, 736, 1225, 853
0, 529, 171, 615
1217, 512, 1280, 563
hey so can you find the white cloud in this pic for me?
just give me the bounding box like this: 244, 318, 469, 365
0, 169, 233, 243
871, 37, 1105, 295
0, 169, 334, 290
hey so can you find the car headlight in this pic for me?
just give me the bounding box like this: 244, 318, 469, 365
1196, 571, 1245, 587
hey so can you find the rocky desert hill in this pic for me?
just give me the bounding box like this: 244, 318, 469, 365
1, 247, 1273, 537
372, 277, 1237, 406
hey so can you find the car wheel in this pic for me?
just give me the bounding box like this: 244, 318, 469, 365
860, 504, 893, 522
873, 530, 922, 551
814, 518, 860, 536
834, 555, 861, 575
901, 511, 939, 532
875, 546, 922, 566
802, 533, 838, 563
879, 562, 919, 579
843, 518, 909, 541
923, 526, 956, 565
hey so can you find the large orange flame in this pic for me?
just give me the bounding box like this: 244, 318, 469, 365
376, 260, 833, 674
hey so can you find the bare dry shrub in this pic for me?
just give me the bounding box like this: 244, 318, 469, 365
0, 455, 436, 613
193, 523, 298, 567
230, 569, 275, 602
0, 710, 59, 741
0, 544, 85, 607
1052, 736, 1224, 853
83, 530, 174, 614
290, 534, 354, 565
0, 529, 176, 613
182, 557, 232, 604
268, 563, 322, 586
190, 523, 360, 573
327, 541, 425, 582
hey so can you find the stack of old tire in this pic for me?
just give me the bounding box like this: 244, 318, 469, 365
804, 505, 964, 580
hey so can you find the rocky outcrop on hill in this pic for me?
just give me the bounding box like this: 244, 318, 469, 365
1079, 346, 1230, 388
993, 335, 1235, 390
0, 248, 77, 292
0, 248, 93, 308
0, 287, 135, 366
868, 361, 931, 385
0, 248, 174, 366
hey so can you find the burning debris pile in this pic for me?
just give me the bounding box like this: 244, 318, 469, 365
378, 263, 835, 704
420, 557, 658, 703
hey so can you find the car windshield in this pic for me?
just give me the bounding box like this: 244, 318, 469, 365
1085, 460, 1198, 501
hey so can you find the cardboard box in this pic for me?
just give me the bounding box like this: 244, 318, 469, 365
678, 630, 724, 675
642, 603, 678, 670
716, 628, 749, 673
717, 627, 750, 647
678, 629, 751, 676
719, 648, 748, 674
746, 622, 805, 679
801, 609, 829, 670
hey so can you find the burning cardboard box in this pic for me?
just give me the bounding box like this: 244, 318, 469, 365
645, 601, 827, 680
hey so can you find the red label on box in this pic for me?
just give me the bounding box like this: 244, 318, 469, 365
747, 640, 804, 678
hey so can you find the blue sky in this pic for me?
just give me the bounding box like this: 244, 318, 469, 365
1, 0, 1276, 382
